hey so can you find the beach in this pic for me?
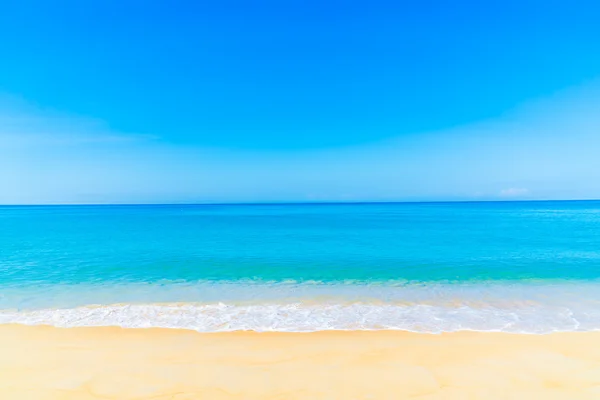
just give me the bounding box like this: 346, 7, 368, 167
2, 325, 600, 399
3, 0, 599, 395
3, 204, 600, 399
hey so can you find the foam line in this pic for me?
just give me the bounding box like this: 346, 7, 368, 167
1, 302, 598, 333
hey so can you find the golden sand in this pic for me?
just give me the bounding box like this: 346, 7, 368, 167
1, 325, 600, 399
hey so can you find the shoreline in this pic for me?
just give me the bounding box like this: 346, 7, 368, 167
2, 325, 600, 399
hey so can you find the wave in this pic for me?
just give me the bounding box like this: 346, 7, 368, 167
2, 300, 600, 333
3, 280, 600, 333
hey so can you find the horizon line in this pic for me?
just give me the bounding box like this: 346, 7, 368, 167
0, 199, 599, 207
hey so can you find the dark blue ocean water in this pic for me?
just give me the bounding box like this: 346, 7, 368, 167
1, 201, 600, 332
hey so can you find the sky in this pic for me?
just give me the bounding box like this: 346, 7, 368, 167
1, 0, 600, 204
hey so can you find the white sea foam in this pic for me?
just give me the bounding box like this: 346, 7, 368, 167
1, 300, 600, 333
3, 280, 600, 333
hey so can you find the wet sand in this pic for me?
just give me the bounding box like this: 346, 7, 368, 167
1, 324, 600, 399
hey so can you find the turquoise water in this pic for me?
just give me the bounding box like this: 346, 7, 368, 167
1, 201, 600, 332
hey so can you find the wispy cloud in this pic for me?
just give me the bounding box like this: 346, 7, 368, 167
0, 94, 154, 148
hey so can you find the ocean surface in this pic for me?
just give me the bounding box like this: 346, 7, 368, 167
1, 201, 600, 333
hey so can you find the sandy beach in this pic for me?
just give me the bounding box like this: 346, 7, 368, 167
1, 325, 599, 399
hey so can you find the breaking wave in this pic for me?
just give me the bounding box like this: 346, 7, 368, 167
2, 300, 600, 333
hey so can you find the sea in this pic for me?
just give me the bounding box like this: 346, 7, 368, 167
1, 201, 600, 333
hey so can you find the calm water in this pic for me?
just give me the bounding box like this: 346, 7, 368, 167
1, 201, 600, 332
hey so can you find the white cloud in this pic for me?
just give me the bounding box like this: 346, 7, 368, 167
499, 188, 530, 198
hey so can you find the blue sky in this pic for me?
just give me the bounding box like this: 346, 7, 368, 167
1, 1, 600, 203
